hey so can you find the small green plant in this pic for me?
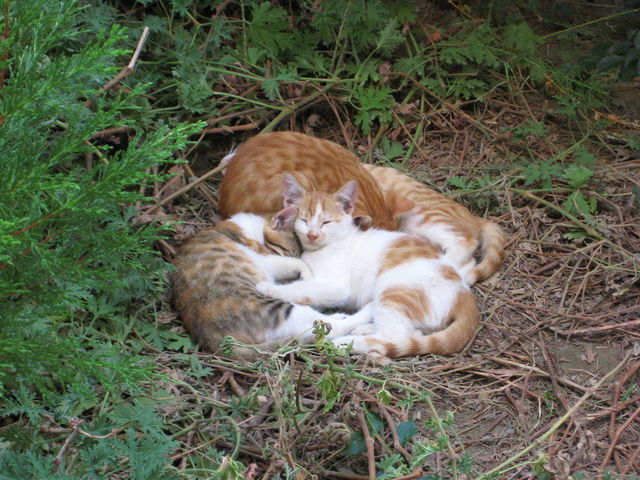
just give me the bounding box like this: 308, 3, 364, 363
446, 174, 501, 211
519, 143, 600, 238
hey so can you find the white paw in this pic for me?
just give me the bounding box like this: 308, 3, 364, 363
332, 335, 357, 348
256, 281, 276, 298
351, 323, 377, 335
298, 262, 313, 280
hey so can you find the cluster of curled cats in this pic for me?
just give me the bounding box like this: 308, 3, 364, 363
171, 131, 506, 361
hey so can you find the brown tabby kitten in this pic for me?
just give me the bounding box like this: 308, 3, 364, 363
362, 164, 506, 283
171, 212, 372, 356
218, 131, 411, 230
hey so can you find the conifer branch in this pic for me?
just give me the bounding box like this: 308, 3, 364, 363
0, 0, 11, 126
0, 0, 9, 90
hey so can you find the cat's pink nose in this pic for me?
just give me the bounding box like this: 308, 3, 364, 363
307, 232, 319, 241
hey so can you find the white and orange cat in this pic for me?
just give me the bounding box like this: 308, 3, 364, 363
257, 175, 480, 359
363, 164, 505, 284
218, 131, 505, 284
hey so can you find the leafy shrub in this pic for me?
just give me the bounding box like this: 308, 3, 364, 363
0, 0, 200, 475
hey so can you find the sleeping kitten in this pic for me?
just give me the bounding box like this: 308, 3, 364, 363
218, 131, 412, 230
362, 164, 505, 284
257, 175, 480, 359
172, 211, 372, 357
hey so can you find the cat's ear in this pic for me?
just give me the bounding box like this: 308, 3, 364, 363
335, 180, 358, 214
354, 215, 373, 230
272, 207, 298, 230
282, 173, 304, 207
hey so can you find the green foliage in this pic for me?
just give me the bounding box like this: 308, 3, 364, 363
519, 143, 600, 238
81, 0, 576, 137
353, 85, 395, 133
416, 21, 546, 100
507, 119, 547, 141
0, 0, 201, 477
584, 28, 640, 81
446, 174, 501, 211
396, 420, 418, 446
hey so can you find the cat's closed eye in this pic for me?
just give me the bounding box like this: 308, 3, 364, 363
322, 221, 332, 226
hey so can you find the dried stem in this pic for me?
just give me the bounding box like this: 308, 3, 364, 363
145, 162, 226, 215
83, 26, 150, 108
357, 408, 376, 480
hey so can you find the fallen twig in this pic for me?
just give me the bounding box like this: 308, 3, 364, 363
510, 187, 639, 264
145, 162, 226, 215
599, 405, 640, 478
83, 26, 150, 108
554, 318, 640, 336
357, 407, 376, 480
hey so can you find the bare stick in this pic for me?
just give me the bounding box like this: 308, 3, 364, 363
599, 405, 640, 477
357, 408, 376, 480
555, 319, 640, 335
261, 83, 336, 133
128, 27, 149, 70
376, 400, 413, 463
201, 122, 261, 135
145, 162, 226, 215
599, 361, 640, 476
84, 26, 150, 108
511, 187, 639, 264
53, 429, 78, 469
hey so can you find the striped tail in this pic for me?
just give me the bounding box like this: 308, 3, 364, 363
356, 289, 480, 359
467, 220, 506, 284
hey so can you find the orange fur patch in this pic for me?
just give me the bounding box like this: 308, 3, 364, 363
380, 286, 430, 323
379, 236, 440, 274
440, 266, 460, 282
363, 163, 506, 283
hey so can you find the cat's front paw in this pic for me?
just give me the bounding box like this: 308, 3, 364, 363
298, 262, 313, 281
277, 259, 312, 282
256, 281, 277, 298
351, 323, 377, 335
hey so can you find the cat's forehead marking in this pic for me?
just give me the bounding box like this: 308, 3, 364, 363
311, 203, 324, 223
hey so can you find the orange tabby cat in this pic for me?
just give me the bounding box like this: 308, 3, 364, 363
218, 131, 411, 230
362, 164, 505, 284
